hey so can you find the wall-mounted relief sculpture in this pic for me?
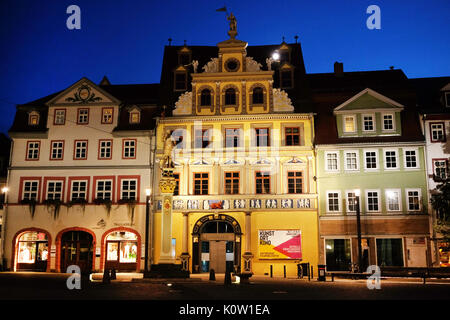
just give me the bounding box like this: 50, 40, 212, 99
173, 91, 192, 115
273, 88, 294, 112
245, 57, 262, 72
202, 58, 219, 73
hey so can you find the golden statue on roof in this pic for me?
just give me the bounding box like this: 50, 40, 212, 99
227, 12, 237, 39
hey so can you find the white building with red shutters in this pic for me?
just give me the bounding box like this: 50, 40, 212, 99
2, 77, 159, 273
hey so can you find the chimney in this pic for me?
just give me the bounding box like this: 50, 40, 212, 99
334, 62, 344, 76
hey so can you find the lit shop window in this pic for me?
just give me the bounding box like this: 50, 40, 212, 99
106, 232, 138, 263
17, 232, 48, 264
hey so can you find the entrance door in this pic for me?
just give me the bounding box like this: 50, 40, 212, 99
61, 231, 93, 273
210, 241, 226, 273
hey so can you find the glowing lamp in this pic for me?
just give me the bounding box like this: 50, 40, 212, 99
1, 187, 8, 193
272, 52, 280, 61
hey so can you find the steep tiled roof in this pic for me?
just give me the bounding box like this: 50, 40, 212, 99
409, 76, 450, 115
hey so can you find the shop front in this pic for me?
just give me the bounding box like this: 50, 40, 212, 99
104, 230, 139, 272
60, 231, 94, 273
15, 231, 49, 272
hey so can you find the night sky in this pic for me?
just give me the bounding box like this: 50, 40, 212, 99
0, 0, 449, 134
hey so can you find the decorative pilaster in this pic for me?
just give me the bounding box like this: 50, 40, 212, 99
180, 212, 190, 271
159, 168, 177, 263
242, 211, 254, 275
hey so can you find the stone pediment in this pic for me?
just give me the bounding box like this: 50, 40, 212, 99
46, 77, 120, 106
334, 88, 404, 114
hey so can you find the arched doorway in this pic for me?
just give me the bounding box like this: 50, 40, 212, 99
103, 230, 139, 272
15, 230, 49, 272
192, 214, 242, 274
60, 231, 94, 274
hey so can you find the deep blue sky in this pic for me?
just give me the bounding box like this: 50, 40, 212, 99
0, 0, 449, 134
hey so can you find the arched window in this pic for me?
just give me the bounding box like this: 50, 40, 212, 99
17, 231, 48, 271
200, 89, 212, 106
252, 87, 264, 104
225, 88, 236, 105
105, 231, 139, 271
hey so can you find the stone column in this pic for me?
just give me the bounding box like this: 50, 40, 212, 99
159, 168, 177, 263
242, 211, 254, 279
180, 212, 190, 271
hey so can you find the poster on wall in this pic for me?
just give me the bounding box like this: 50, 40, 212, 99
258, 230, 302, 259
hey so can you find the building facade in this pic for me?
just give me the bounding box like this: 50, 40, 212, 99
3, 77, 158, 273
313, 67, 431, 270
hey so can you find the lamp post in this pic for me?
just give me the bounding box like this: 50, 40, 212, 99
144, 188, 151, 275
355, 190, 363, 273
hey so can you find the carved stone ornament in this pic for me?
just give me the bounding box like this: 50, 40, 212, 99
272, 88, 294, 112
245, 57, 262, 72
65, 84, 103, 103
173, 91, 192, 115
202, 58, 219, 73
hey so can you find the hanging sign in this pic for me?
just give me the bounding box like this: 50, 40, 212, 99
258, 230, 302, 259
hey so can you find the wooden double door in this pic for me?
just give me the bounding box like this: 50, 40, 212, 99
60, 231, 93, 274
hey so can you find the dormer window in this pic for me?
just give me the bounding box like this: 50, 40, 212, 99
179, 53, 191, 66
28, 111, 39, 126
279, 50, 290, 64
280, 68, 293, 89
445, 92, 450, 107
343, 115, 356, 133
362, 114, 375, 132
174, 71, 187, 91
129, 111, 140, 124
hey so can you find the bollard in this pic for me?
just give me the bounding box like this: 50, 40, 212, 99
224, 270, 232, 286
284, 265, 286, 278
270, 265, 273, 278
102, 269, 110, 284
209, 269, 216, 281
310, 266, 313, 280
110, 269, 116, 280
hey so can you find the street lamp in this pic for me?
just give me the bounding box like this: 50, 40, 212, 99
354, 189, 363, 273
144, 188, 151, 275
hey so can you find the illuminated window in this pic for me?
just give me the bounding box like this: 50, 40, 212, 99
17, 232, 48, 265
255, 171, 271, 194
102, 108, 113, 124
106, 231, 138, 264
344, 151, 358, 170
255, 128, 270, 147
225, 128, 240, 148
326, 152, 339, 171
28, 113, 39, 126
77, 109, 89, 124
129, 112, 140, 124
343, 116, 356, 133
194, 173, 209, 195
346, 191, 359, 213
224, 172, 239, 194
386, 189, 401, 211
50, 141, 64, 160
26, 141, 40, 160
287, 171, 303, 194
54, 109, 66, 125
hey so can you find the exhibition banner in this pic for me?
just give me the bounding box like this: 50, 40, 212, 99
258, 229, 302, 259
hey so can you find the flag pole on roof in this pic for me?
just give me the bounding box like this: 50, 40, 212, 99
216, 6, 228, 14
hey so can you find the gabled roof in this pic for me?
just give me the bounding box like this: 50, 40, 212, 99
333, 88, 404, 114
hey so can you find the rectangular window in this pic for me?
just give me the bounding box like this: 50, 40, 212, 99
364, 151, 378, 169
22, 181, 39, 201
344, 151, 358, 170
29, 114, 39, 126
26, 141, 40, 160
71, 181, 87, 201
175, 72, 187, 91
54, 109, 66, 125
406, 189, 421, 211
343, 116, 356, 133
285, 127, 301, 146
224, 172, 239, 194
225, 128, 240, 148
170, 129, 185, 149
366, 191, 380, 212
74, 140, 88, 160
346, 191, 359, 213
123, 139, 136, 159
96, 180, 113, 200
287, 171, 303, 194
325, 239, 352, 271
77, 109, 89, 124
327, 192, 340, 212
102, 108, 114, 124
383, 114, 394, 131
255, 128, 270, 147
255, 171, 271, 194
194, 129, 211, 149
434, 160, 448, 179
376, 239, 404, 266
326, 152, 339, 171
446, 92, 450, 108
46, 181, 63, 200
363, 115, 374, 131
384, 150, 398, 169
404, 149, 418, 168
173, 173, 180, 196
99, 140, 112, 159
121, 179, 137, 200
50, 141, 64, 160
280, 70, 293, 88
193, 173, 209, 195
386, 189, 401, 212
129, 112, 140, 124
430, 123, 445, 142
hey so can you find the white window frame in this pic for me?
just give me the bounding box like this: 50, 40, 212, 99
430, 123, 445, 142
345, 189, 361, 214
50, 141, 64, 160
77, 108, 89, 124
326, 190, 341, 213
54, 109, 66, 125
383, 149, 399, 170
120, 179, 138, 200
343, 115, 356, 133
99, 140, 112, 159
403, 148, 419, 169
445, 92, 450, 108
129, 111, 141, 124
46, 181, 63, 200
433, 159, 448, 179
325, 151, 340, 172
362, 114, 375, 132
381, 113, 395, 132
363, 149, 379, 171
70, 180, 88, 201
22, 180, 39, 201
74, 141, 88, 159
123, 139, 136, 158
96, 179, 113, 200
405, 188, 422, 212
385, 189, 402, 212
344, 150, 359, 171
26, 141, 40, 160
365, 189, 381, 213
